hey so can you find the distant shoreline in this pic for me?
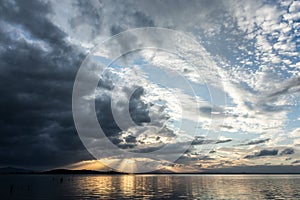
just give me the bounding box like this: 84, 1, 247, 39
1, 172, 300, 175
1, 167, 300, 175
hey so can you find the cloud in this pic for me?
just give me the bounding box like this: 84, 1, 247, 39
267, 77, 300, 100
216, 139, 232, 144
0, 0, 94, 169
280, 148, 295, 156
50, 0, 298, 141
0, 0, 299, 172
244, 149, 278, 159
175, 155, 215, 164
290, 128, 300, 138
95, 85, 153, 139
207, 165, 300, 173
292, 160, 300, 165
241, 138, 270, 146
124, 135, 137, 143
191, 137, 232, 145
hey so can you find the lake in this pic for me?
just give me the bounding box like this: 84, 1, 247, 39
1, 174, 300, 199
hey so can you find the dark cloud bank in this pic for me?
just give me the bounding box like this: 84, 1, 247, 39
0, 0, 93, 169
0, 0, 160, 170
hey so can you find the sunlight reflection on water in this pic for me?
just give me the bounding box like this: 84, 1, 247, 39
1, 174, 300, 199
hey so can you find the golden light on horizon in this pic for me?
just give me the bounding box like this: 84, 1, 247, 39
66, 160, 109, 171
103, 158, 139, 173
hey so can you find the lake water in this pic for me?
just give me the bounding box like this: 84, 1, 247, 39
1, 174, 300, 199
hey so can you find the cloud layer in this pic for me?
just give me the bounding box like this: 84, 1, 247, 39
0, 0, 299, 171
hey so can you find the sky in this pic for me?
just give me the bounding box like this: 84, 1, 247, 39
0, 0, 299, 173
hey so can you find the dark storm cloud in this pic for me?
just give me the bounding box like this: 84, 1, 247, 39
128, 87, 151, 125
69, 0, 103, 38
94, 88, 155, 150
98, 75, 115, 90
109, 4, 155, 36
110, 11, 154, 35
244, 149, 278, 159
124, 135, 137, 143
0, 0, 92, 169
95, 94, 121, 138
95, 86, 152, 147
280, 148, 294, 155
0, 0, 160, 169
0, 0, 65, 46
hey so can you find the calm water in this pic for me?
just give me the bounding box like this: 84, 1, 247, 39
0, 174, 300, 199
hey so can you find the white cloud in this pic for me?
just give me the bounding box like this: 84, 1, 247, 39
290, 128, 300, 138
47, 0, 300, 168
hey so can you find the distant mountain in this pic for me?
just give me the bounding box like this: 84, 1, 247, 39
1, 166, 299, 175
0, 167, 126, 175
0, 167, 33, 174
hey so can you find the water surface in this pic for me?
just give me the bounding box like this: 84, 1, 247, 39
1, 174, 299, 199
